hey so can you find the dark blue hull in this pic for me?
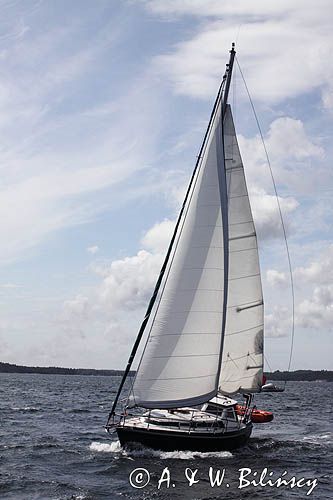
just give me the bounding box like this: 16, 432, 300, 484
117, 422, 252, 452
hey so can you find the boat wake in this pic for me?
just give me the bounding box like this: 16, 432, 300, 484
90, 441, 122, 453
90, 432, 332, 459
89, 441, 232, 459
159, 449, 233, 460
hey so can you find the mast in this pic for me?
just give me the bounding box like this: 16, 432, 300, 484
213, 42, 236, 399
106, 44, 235, 424
222, 42, 236, 115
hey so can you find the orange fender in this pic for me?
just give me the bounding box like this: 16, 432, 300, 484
235, 404, 274, 423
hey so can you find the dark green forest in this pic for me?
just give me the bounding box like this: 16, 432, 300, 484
0, 362, 332, 381
0, 362, 124, 376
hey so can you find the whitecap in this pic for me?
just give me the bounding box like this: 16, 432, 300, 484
89, 441, 122, 453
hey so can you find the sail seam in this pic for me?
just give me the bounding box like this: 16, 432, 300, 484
180, 266, 224, 270
139, 374, 216, 382
220, 373, 260, 382
229, 194, 249, 199
194, 224, 223, 227
229, 220, 253, 225
229, 233, 256, 241
229, 246, 258, 254
157, 309, 224, 313
150, 332, 222, 337
184, 245, 258, 253
147, 353, 219, 359
164, 288, 223, 292
197, 203, 223, 207
191, 245, 223, 248
228, 272, 260, 281
225, 323, 264, 336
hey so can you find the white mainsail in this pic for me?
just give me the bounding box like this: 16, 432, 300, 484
131, 100, 229, 408
219, 105, 264, 394
130, 100, 264, 409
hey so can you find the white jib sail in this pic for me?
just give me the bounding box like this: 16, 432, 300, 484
218, 105, 264, 395
131, 101, 229, 408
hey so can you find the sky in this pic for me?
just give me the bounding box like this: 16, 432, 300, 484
0, 0, 332, 371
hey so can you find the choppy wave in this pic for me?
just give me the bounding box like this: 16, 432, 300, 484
249, 434, 333, 455
303, 432, 332, 445
66, 408, 90, 413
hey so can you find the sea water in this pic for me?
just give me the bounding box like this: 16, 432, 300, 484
0, 374, 331, 499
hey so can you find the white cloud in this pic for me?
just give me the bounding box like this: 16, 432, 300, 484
87, 245, 99, 255
266, 118, 323, 161
238, 116, 324, 195
146, 1, 333, 105
64, 295, 90, 318
141, 218, 175, 253
38, 219, 175, 367
295, 245, 333, 285
287, 246, 333, 330
266, 270, 287, 287
297, 285, 333, 330
265, 306, 291, 338
141, 0, 298, 18
234, 115, 327, 242
25, 231, 164, 367
98, 250, 163, 312
250, 187, 298, 240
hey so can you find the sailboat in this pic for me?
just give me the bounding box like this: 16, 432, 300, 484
106, 44, 273, 451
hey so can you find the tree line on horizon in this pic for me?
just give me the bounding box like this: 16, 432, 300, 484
0, 362, 332, 381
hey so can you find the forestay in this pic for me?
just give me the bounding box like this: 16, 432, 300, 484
131, 100, 229, 409
218, 105, 264, 395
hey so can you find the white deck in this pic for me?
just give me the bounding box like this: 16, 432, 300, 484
120, 407, 243, 434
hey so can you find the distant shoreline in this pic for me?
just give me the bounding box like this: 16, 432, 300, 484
0, 362, 332, 381
0, 362, 126, 377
